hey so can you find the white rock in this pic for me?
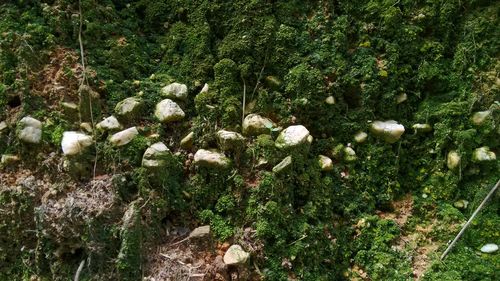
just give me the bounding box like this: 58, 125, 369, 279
472, 147, 496, 162
369, 120, 405, 143
273, 156, 292, 174
354, 131, 368, 143
396, 93, 407, 104
61, 131, 93, 155
318, 155, 333, 171
155, 99, 185, 123
115, 97, 144, 119
189, 225, 210, 238
412, 123, 432, 133
96, 116, 122, 131
109, 127, 139, 146
199, 83, 209, 94
193, 149, 231, 169
275, 125, 310, 149
161, 82, 188, 100
142, 142, 170, 168
180, 132, 194, 149
344, 147, 357, 162
480, 243, 498, 253
447, 151, 461, 170
223, 245, 250, 265
217, 130, 245, 151
0, 121, 7, 132
242, 114, 275, 136
1, 154, 20, 165
80, 122, 93, 133
472, 110, 491, 125
17, 116, 42, 144
325, 96, 335, 105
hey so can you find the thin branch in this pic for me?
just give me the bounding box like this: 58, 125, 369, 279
78, 0, 98, 181
251, 63, 266, 100
74, 259, 85, 281
242, 76, 246, 127
440, 179, 500, 260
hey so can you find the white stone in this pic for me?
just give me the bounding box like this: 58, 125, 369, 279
242, 114, 275, 136
142, 142, 170, 168
354, 131, 368, 143
223, 245, 250, 265
155, 99, 185, 123
61, 131, 93, 155
412, 123, 432, 133
115, 97, 144, 119
17, 116, 42, 144
217, 130, 245, 151
193, 149, 231, 169
273, 156, 292, 174
189, 225, 210, 238
369, 120, 405, 143
80, 122, 93, 133
180, 132, 194, 149
447, 151, 461, 170
318, 155, 333, 171
0, 121, 7, 132
325, 96, 335, 105
96, 116, 122, 131
1, 154, 20, 165
109, 127, 139, 146
472, 110, 491, 125
161, 82, 188, 100
275, 125, 310, 149
472, 147, 496, 162
396, 93, 407, 104
344, 147, 357, 162
480, 243, 498, 253
200, 83, 209, 94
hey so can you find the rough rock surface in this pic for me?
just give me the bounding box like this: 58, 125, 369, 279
193, 149, 231, 169
17, 116, 42, 144
61, 131, 93, 156
242, 114, 275, 136
369, 120, 405, 143
275, 125, 310, 149
96, 116, 122, 131
216, 130, 245, 151
155, 99, 185, 123
223, 245, 249, 265
161, 82, 188, 100
109, 127, 139, 146
142, 142, 170, 168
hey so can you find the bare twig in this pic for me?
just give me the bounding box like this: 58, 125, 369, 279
74, 259, 85, 281
242, 77, 246, 127
78, 0, 98, 181
440, 179, 500, 260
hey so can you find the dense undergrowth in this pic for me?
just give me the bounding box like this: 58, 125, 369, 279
0, 0, 498, 280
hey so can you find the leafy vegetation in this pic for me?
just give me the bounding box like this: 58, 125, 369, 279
0, 0, 498, 280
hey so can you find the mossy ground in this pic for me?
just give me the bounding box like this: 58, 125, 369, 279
0, 0, 499, 280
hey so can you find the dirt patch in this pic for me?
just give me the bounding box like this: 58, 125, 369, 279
144, 228, 263, 281
377, 193, 413, 227
29, 47, 87, 108
376, 194, 442, 280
